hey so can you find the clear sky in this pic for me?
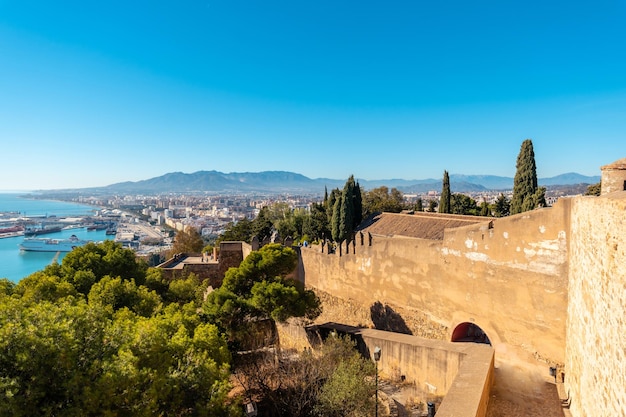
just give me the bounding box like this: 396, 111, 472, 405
1, 0, 625, 191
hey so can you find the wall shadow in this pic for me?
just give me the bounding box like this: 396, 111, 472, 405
370, 301, 413, 335
305, 322, 370, 358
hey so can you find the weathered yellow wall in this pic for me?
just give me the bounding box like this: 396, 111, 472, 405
565, 192, 626, 417
301, 199, 571, 365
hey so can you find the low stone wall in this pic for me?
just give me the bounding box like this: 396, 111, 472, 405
277, 321, 494, 417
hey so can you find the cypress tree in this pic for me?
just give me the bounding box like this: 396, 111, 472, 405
439, 170, 451, 214
326, 188, 339, 226
353, 180, 363, 229
511, 139, 538, 214
339, 178, 354, 242
331, 194, 342, 242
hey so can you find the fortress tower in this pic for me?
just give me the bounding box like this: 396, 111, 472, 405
600, 157, 626, 194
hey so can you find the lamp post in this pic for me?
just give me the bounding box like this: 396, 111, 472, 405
373, 346, 381, 417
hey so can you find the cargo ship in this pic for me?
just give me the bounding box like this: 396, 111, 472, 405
23, 223, 64, 236
18, 234, 90, 252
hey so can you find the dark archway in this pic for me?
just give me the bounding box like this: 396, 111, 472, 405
451, 322, 491, 345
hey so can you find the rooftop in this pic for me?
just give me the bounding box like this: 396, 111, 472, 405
358, 212, 491, 240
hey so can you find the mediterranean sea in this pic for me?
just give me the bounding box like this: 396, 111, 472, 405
0, 193, 110, 282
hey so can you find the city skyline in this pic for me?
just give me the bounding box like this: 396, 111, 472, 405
2, 1, 626, 191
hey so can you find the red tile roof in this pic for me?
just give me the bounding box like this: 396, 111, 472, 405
358, 212, 490, 240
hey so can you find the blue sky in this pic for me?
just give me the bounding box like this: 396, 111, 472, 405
1, 0, 625, 190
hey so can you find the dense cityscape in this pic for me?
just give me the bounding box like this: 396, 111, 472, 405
1, 179, 591, 262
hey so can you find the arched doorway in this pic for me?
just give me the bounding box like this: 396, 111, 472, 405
451, 322, 491, 345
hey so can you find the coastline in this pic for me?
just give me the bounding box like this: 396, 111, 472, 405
0, 194, 110, 282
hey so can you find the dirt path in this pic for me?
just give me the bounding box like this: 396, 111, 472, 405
486, 356, 564, 417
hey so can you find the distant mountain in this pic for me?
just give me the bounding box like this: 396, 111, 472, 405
538, 172, 600, 186
62, 170, 601, 195
95, 171, 319, 194
450, 175, 513, 191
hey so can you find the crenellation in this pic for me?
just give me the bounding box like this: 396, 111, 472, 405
150, 158, 625, 416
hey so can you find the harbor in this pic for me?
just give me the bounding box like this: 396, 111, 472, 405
0, 193, 171, 282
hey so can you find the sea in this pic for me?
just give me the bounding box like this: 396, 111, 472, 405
0, 193, 111, 282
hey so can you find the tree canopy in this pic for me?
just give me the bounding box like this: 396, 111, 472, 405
0, 242, 240, 417
234, 333, 375, 417
171, 227, 205, 254
491, 193, 511, 217
511, 139, 541, 214
450, 193, 479, 215
361, 186, 405, 216
203, 243, 321, 346
439, 170, 451, 214
585, 182, 601, 196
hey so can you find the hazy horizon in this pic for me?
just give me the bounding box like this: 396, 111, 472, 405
0, 169, 601, 194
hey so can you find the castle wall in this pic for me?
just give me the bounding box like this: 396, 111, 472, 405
565, 193, 626, 417
158, 241, 251, 288
600, 159, 626, 195
300, 198, 571, 365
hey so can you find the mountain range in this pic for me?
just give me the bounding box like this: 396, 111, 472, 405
66, 170, 601, 195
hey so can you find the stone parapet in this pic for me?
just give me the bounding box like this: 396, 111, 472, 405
565, 194, 626, 417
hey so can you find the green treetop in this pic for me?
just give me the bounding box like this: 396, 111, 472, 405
203, 243, 320, 345
339, 176, 355, 242
171, 226, 205, 254
439, 170, 451, 214
511, 139, 539, 214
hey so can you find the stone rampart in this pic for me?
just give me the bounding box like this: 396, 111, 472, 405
157, 241, 251, 288
565, 192, 626, 417
300, 198, 571, 366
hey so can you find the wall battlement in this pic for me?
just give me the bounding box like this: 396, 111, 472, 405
300, 197, 571, 365
296, 160, 626, 417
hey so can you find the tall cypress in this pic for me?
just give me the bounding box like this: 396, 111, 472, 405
339, 178, 354, 242
439, 170, 451, 213
326, 188, 339, 226
331, 194, 342, 242
511, 139, 538, 214
353, 180, 363, 229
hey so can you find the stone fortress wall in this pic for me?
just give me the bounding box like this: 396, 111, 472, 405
300, 199, 570, 366
156, 159, 626, 416
297, 158, 626, 417
565, 182, 626, 416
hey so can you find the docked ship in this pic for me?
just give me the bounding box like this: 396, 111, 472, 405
18, 235, 90, 252
23, 223, 64, 236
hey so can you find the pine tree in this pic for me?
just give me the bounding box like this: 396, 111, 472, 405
479, 200, 490, 216
439, 170, 451, 214
511, 139, 538, 214
252, 206, 273, 242
415, 198, 423, 212
492, 193, 510, 217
